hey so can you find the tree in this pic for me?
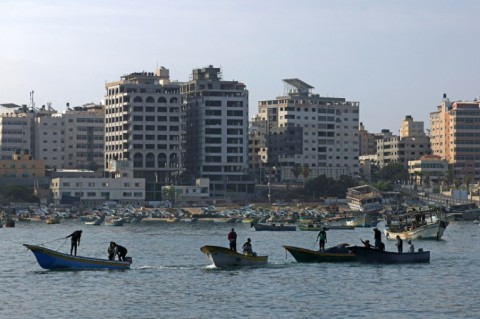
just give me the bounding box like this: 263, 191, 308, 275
291, 164, 302, 180
301, 164, 311, 180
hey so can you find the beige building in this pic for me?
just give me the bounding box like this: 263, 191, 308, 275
0, 150, 45, 181
408, 154, 448, 185
376, 117, 430, 168
430, 94, 480, 182
359, 122, 377, 155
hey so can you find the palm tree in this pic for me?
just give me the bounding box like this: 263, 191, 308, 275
301, 164, 311, 180
291, 164, 302, 181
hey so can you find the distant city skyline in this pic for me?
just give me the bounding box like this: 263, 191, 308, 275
1, 0, 479, 133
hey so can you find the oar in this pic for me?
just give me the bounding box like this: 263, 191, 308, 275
312, 238, 318, 250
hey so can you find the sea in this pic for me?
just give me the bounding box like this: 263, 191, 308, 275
1, 219, 479, 319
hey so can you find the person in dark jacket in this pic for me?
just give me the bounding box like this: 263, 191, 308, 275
395, 235, 403, 253
111, 242, 128, 261
373, 228, 382, 250
66, 230, 82, 256
228, 228, 237, 252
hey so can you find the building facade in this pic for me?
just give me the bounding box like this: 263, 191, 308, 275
376, 116, 430, 168
250, 78, 359, 182
181, 65, 254, 199
430, 94, 480, 182
104, 68, 184, 201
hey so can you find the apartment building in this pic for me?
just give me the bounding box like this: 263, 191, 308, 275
104, 67, 184, 201
359, 122, 377, 155
35, 103, 105, 171
430, 93, 480, 181
0, 103, 36, 160
376, 116, 430, 168
181, 65, 254, 199
250, 78, 359, 182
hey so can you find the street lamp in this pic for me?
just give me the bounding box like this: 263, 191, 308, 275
268, 166, 275, 203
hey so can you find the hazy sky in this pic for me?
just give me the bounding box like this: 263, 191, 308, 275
1, 0, 479, 133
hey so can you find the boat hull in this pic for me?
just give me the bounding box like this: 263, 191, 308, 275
347, 246, 430, 264
200, 245, 267, 267
24, 244, 131, 270
283, 245, 356, 263
385, 221, 448, 241
346, 213, 378, 227
253, 223, 296, 231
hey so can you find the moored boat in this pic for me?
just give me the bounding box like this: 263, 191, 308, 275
200, 245, 268, 267
104, 217, 125, 226
253, 223, 296, 231
346, 185, 384, 212
347, 246, 430, 264
23, 244, 132, 270
85, 217, 103, 225
283, 244, 356, 263
345, 212, 378, 227
384, 220, 448, 241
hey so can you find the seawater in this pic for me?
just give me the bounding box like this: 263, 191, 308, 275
1, 220, 479, 319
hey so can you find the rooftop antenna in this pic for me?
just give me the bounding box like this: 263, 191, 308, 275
29, 90, 35, 110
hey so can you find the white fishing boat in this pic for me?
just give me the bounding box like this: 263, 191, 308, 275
346, 185, 383, 212
200, 245, 268, 267
384, 208, 448, 240
345, 212, 379, 227
85, 217, 103, 225
104, 217, 125, 226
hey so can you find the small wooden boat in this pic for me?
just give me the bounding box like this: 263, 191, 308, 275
5, 218, 16, 227
45, 216, 61, 224
283, 244, 356, 263
253, 223, 296, 231
200, 245, 268, 267
347, 246, 430, 264
23, 244, 132, 270
85, 217, 103, 225
104, 217, 125, 226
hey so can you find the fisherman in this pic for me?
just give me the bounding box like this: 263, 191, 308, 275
107, 241, 115, 260
66, 230, 82, 256
408, 240, 415, 253
228, 228, 237, 252
317, 227, 327, 252
111, 242, 128, 261
361, 239, 373, 249
242, 238, 253, 256
395, 235, 403, 253
373, 228, 382, 250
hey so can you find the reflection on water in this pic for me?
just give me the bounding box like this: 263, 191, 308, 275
1, 220, 479, 318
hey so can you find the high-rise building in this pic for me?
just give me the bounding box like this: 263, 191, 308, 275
104, 68, 184, 201
250, 78, 359, 182
430, 93, 480, 181
181, 65, 254, 199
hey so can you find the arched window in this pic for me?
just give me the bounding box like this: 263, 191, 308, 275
133, 153, 143, 168
158, 97, 167, 103
146, 153, 155, 168
134, 96, 143, 103
169, 153, 179, 168
146, 96, 155, 103
157, 153, 167, 168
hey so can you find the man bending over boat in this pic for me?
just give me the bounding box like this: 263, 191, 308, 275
111, 242, 128, 261
66, 230, 82, 256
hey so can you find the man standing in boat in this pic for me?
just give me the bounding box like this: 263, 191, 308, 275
317, 228, 327, 252
373, 228, 382, 250
395, 235, 403, 253
228, 228, 237, 252
66, 230, 82, 256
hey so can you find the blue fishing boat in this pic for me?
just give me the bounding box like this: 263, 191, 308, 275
24, 244, 132, 270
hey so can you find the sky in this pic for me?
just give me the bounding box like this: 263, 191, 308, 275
1, 0, 479, 133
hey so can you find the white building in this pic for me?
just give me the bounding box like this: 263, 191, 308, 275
104, 68, 184, 201
50, 176, 145, 207
250, 78, 359, 182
